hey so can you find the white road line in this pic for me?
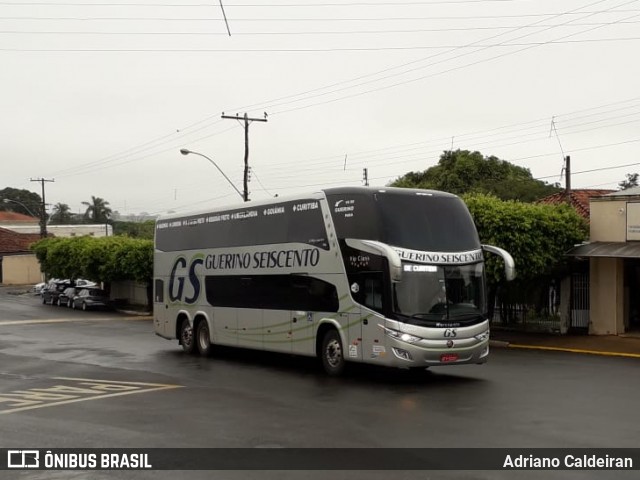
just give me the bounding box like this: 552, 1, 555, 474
0, 317, 151, 326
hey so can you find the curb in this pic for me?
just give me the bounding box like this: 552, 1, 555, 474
115, 309, 152, 317
507, 343, 640, 359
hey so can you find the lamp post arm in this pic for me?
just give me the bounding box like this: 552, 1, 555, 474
186, 151, 244, 201
2, 198, 38, 218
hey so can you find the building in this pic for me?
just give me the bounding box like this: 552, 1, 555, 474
567, 187, 640, 334
0, 226, 43, 284
1, 224, 113, 237
537, 189, 615, 222
0, 211, 112, 284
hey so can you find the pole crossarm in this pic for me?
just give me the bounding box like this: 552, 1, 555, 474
30, 177, 54, 238
221, 112, 268, 202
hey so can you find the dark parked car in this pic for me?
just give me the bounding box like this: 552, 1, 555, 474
71, 288, 111, 311
57, 287, 77, 307
42, 282, 72, 305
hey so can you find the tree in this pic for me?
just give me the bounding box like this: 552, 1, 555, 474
618, 173, 639, 190
0, 187, 43, 219
463, 194, 588, 283
82, 196, 113, 223
31, 236, 153, 284
463, 193, 588, 321
391, 149, 561, 202
112, 220, 155, 240
49, 202, 73, 225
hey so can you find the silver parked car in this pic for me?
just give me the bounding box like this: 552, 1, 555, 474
57, 287, 77, 307
71, 288, 111, 311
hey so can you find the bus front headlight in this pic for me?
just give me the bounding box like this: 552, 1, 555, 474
381, 326, 421, 344
474, 331, 490, 342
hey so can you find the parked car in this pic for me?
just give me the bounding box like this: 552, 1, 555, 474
57, 287, 77, 307
75, 279, 98, 288
42, 282, 72, 305
32, 282, 46, 295
71, 288, 111, 311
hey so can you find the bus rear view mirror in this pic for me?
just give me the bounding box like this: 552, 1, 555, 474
482, 244, 516, 281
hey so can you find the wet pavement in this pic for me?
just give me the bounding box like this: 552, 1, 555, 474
491, 330, 640, 357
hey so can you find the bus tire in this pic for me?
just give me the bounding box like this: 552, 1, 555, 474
321, 329, 345, 376
196, 320, 213, 357
179, 318, 196, 354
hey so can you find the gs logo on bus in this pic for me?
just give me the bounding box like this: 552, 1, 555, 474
168, 256, 203, 304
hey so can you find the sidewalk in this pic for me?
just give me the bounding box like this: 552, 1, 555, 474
490, 330, 640, 358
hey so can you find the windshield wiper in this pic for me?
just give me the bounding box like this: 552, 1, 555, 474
411, 312, 444, 320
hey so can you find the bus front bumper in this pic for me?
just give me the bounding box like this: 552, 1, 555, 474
382, 335, 490, 367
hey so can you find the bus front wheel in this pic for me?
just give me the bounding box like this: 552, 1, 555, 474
321, 329, 345, 376
179, 319, 196, 354
196, 320, 213, 356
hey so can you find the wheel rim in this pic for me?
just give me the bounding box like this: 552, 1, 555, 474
82, 303, 87, 311
325, 338, 343, 368
182, 323, 193, 348
198, 324, 209, 351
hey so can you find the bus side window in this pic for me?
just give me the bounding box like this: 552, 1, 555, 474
154, 279, 164, 303
364, 276, 383, 312
349, 272, 384, 313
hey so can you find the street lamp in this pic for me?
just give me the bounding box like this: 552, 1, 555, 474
179, 149, 244, 201
2, 198, 46, 238
2, 198, 37, 218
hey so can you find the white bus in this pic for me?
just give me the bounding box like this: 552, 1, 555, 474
153, 187, 515, 375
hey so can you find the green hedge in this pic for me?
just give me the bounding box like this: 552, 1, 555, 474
31, 236, 153, 283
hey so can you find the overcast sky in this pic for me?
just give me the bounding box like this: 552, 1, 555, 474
3, 0, 640, 217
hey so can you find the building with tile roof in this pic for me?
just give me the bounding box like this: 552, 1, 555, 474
537, 189, 615, 221
0, 211, 39, 225
0, 226, 43, 284
566, 188, 640, 335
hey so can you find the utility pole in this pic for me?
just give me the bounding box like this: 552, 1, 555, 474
221, 112, 268, 202
362, 168, 369, 187
564, 155, 571, 195
30, 177, 54, 238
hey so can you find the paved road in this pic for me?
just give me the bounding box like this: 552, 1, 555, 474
0, 289, 638, 479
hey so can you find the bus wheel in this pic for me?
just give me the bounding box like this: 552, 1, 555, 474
321, 329, 345, 376
196, 321, 213, 356
179, 319, 196, 354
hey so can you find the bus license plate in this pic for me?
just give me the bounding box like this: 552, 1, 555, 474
440, 354, 459, 362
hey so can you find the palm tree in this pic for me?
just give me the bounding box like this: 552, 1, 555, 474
82, 196, 113, 223
50, 202, 73, 224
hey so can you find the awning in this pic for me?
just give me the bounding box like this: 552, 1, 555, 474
566, 241, 640, 258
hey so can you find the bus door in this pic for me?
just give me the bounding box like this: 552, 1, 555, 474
153, 278, 168, 336
348, 271, 387, 362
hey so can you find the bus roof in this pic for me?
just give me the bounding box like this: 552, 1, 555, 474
156, 187, 460, 222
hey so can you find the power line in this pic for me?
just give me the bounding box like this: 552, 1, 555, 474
5, 9, 640, 22
4, 38, 640, 52
4, 21, 640, 35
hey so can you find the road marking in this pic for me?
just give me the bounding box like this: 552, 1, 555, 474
0, 377, 182, 415
509, 343, 640, 358
0, 316, 151, 326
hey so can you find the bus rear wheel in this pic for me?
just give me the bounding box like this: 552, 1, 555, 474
196, 320, 213, 356
321, 329, 345, 376
179, 318, 196, 354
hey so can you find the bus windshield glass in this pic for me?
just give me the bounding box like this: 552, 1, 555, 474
393, 263, 486, 326
376, 193, 480, 252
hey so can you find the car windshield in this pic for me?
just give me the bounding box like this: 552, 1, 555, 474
392, 262, 486, 326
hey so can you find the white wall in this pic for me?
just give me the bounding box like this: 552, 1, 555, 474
1, 224, 113, 237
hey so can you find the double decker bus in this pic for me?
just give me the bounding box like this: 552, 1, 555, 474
153, 187, 514, 375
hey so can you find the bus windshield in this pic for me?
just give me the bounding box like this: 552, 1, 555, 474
393, 262, 486, 326
376, 193, 480, 252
